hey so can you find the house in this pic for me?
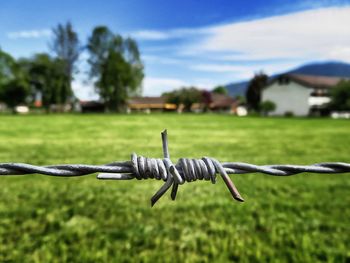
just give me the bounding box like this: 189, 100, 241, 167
0, 103, 7, 112
209, 93, 238, 112
262, 74, 345, 116
127, 97, 177, 112
191, 93, 238, 113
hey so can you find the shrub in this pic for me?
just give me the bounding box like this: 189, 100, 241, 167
260, 100, 276, 116
284, 111, 294, 117
329, 80, 350, 111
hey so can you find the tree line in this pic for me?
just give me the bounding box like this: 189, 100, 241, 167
0, 22, 144, 112
162, 85, 228, 112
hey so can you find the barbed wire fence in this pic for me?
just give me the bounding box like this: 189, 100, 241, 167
1, 130, 349, 206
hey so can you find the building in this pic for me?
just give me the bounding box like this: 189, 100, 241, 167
80, 100, 105, 113
262, 74, 345, 116
127, 97, 177, 112
78, 93, 237, 113
128, 93, 238, 113
209, 93, 238, 112
191, 93, 238, 113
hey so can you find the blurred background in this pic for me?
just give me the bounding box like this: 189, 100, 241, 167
0, 0, 349, 262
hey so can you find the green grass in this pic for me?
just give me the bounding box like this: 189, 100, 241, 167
0, 114, 349, 262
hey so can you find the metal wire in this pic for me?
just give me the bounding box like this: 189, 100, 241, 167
1, 130, 349, 206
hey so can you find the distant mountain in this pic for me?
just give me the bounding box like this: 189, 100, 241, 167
225, 61, 350, 97
225, 80, 249, 98
289, 61, 350, 77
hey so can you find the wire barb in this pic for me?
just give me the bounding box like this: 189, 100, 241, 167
1, 130, 350, 206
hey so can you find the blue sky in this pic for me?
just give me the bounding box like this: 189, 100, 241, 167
1, 0, 350, 99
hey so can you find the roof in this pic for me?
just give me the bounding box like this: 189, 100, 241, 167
210, 93, 236, 108
270, 74, 346, 89
128, 96, 166, 105
128, 96, 176, 110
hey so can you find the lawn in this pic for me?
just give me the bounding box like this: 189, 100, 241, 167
0, 114, 349, 262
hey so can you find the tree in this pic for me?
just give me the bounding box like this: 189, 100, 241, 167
87, 26, 114, 78
235, 95, 246, 104
98, 51, 133, 111
201, 90, 212, 112
0, 49, 17, 86
260, 100, 276, 116
50, 21, 80, 100
0, 79, 29, 110
87, 26, 144, 112
21, 54, 70, 111
329, 80, 350, 111
163, 87, 202, 112
246, 72, 268, 112
212, 85, 228, 95
0, 49, 29, 110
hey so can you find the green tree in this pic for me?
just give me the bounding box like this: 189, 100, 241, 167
87, 26, 114, 78
235, 95, 246, 104
87, 26, 144, 112
98, 51, 133, 111
0, 49, 29, 110
329, 80, 350, 111
212, 85, 228, 95
0, 79, 29, 110
246, 72, 268, 112
0, 49, 16, 85
260, 100, 276, 116
21, 54, 69, 111
163, 87, 202, 112
50, 21, 80, 101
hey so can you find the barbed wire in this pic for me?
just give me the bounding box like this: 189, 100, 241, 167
1, 130, 349, 206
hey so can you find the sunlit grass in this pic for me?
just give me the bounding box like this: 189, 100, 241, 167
0, 114, 349, 262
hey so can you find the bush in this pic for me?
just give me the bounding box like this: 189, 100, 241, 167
329, 80, 350, 111
163, 87, 202, 112
284, 111, 294, 117
212, 85, 228, 95
260, 100, 276, 116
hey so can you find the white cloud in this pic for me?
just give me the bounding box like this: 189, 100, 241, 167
191, 78, 220, 89
7, 29, 51, 39
130, 28, 207, 41
143, 77, 188, 96
142, 55, 182, 65
132, 6, 350, 94
190, 64, 245, 73
72, 78, 99, 101
195, 7, 350, 62
328, 46, 350, 61
131, 30, 170, 40
190, 64, 256, 80
135, 6, 350, 64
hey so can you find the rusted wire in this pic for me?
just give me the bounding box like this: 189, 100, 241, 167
1, 130, 349, 206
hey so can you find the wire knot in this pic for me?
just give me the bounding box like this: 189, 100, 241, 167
131, 155, 219, 184
127, 130, 244, 206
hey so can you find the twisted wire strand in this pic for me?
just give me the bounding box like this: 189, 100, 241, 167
1, 130, 349, 206
1, 162, 349, 177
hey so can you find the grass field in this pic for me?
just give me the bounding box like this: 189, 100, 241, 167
0, 114, 349, 262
